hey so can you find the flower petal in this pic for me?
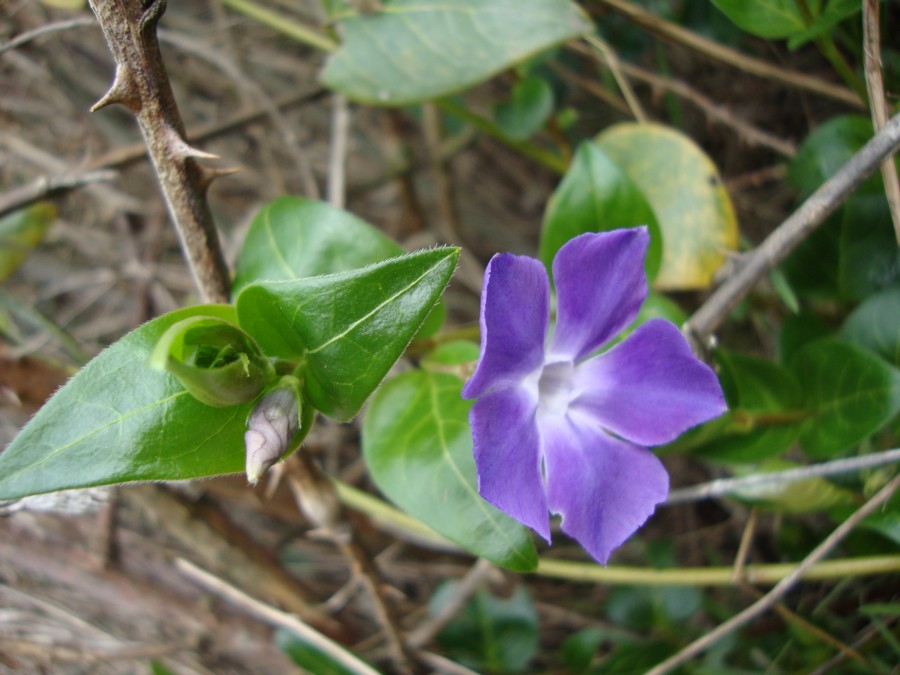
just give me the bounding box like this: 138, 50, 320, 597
541, 413, 669, 563
470, 387, 549, 541
549, 228, 649, 362
571, 319, 727, 446
462, 253, 549, 399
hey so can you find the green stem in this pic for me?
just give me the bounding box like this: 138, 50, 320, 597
333, 479, 900, 587
794, 0, 867, 101
219, 0, 338, 53
436, 99, 569, 174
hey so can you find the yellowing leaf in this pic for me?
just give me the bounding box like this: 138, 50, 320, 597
596, 123, 738, 290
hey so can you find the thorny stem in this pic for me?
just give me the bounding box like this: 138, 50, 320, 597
88, 0, 231, 303
685, 111, 900, 345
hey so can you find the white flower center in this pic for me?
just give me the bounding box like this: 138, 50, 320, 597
536, 360, 576, 417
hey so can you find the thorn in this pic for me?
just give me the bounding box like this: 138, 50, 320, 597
91, 66, 140, 113
164, 126, 220, 161
196, 165, 242, 192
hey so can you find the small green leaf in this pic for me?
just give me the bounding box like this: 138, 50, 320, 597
0, 306, 254, 500
493, 75, 554, 140
236, 248, 459, 421
148, 316, 274, 407
539, 142, 662, 281
789, 339, 900, 458
232, 196, 404, 294
321, 0, 591, 105
0, 203, 55, 282
595, 123, 738, 290
560, 628, 604, 673
363, 370, 538, 571
432, 584, 539, 673
711, 0, 806, 40
842, 287, 900, 367
692, 351, 804, 463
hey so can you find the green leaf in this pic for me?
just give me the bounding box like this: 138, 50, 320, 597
0, 305, 253, 500
232, 196, 403, 294
363, 370, 538, 571
711, 0, 806, 40
595, 123, 738, 290
493, 75, 554, 140
236, 248, 459, 421
321, 0, 591, 105
559, 628, 604, 673
842, 287, 900, 367
692, 351, 804, 463
432, 584, 539, 673
787, 0, 862, 49
148, 316, 274, 407
539, 142, 662, 281
0, 203, 55, 282
789, 339, 900, 458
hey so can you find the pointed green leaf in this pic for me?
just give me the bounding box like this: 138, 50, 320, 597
363, 370, 538, 571
539, 142, 662, 281
0, 305, 253, 500
731, 461, 857, 513
595, 123, 738, 290
236, 248, 459, 420
787, 0, 861, 49
842, 287, 900, 367
232, 197, 403, 294
148, 316, 275, 407
321, 0, 591, 105
789, 339, 900, 458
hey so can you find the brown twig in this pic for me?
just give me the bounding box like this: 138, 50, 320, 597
685, 111, 900, 345
595, 0, 864, 108
285, 453, 416, 675
645, 473, 900, 674
863, 0, 900, 245
87, 0, 231, 303
175, 558, 381, 675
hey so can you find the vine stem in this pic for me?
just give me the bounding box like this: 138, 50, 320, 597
685, 111, 900, 345
644, 474, 900, 674
88, 0, 232, 303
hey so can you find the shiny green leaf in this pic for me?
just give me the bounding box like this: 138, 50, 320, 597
232, 196, 403, 294
731, 461, 857, 513
363, 370, 538, 571
595, 123, 738, 290
0, 305, 252, 500
539, 142, 662, 281
789, 339, 900, 458
321, 0, 591, 105
787, 0, 861, 49
236, 248, 459, 420
0, 203, 55, 282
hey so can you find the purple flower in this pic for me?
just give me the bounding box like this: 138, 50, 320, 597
462, 228, 726, 563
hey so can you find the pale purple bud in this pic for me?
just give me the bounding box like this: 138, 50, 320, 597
244, 387, 299, 484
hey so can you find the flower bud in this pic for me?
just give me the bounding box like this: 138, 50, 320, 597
244, 386, 300, 484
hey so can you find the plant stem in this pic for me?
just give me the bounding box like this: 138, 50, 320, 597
88, 0, 231, 303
